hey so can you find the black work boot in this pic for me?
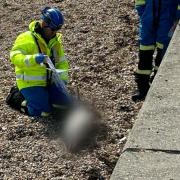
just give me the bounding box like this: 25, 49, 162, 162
132, 73, 150, 101
155, 48, 163, 67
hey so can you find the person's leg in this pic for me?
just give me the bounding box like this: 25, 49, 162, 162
49, 83, 72, 108
150, 1, 177, 83
48, 83, 73, 119
20, 86, 51, 117
155, 1, 177, 68
132, 2, 156, 101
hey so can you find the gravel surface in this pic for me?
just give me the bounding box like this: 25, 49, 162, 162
0, 0, 143, 179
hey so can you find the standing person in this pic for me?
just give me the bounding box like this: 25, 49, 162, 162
10, 7, 71, 117
132, 0, 180, 101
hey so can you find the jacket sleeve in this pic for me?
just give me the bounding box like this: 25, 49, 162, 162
135, 0, 146, 17
55, 36, 69, 82
177, 0, 180, 19
10, 33, 38, 68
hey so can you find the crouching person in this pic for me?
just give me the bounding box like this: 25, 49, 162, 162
8, 7, 71, 117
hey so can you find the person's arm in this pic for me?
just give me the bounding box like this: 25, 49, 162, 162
10, 33, 39, 68
135, 0, 146, 17
55, 34, 69, 83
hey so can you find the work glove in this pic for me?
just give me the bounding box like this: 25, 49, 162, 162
35, 53, 46, 64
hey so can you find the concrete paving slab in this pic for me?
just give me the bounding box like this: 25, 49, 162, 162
124, 23, 180, 151
110, 22, 180, 180
111, 150, 180, 180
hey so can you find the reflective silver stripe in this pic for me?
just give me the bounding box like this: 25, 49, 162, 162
140, 44, 155, 50
135, 0, 145, 6
21, 100, 27, 107
10, 49, 27, 58
56, 69, 67, 74
16, 74, 23, 79
16, 74, 46, 81
41, 112, 50, 117
60, 56, 66, 61
156, 42, 164, 49
25, 55, 31, 66
52, 104, 67, 109
136, 69, 152, 75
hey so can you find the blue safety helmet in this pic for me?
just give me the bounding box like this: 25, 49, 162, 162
41, 7, 64, 31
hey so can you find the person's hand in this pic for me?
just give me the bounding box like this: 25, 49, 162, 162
35, 53, 46, 64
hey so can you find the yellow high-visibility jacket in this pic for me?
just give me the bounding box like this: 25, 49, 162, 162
10, 21, 69, 90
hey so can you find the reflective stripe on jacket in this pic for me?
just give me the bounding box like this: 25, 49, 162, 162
10, 21, 69, 90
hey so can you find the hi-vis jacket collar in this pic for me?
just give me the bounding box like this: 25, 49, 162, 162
29, 21, 62, 47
